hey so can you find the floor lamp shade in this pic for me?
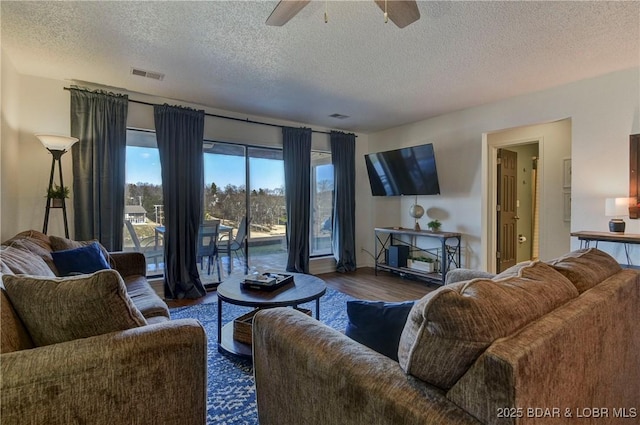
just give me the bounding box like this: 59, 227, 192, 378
37, 134, 78, 238
35, 134, 79, 151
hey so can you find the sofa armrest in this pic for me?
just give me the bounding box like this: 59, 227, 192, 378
253, 308, 481, 425
1, 319, 206, 425
109, 251, 147, 277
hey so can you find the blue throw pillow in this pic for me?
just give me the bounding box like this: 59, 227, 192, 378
345, 300, 415, 361
51, 242, 111, 277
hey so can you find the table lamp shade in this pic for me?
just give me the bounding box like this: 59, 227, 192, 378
604, 198, 629, 217
35, 134, 79, 151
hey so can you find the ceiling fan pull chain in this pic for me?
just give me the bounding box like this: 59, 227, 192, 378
325, 0, 328, 23
384, 0, 389, 23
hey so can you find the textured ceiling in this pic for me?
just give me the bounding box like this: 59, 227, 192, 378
2, 1, 639, 133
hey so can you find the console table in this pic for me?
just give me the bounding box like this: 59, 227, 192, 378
570, 231, 640, 266
374, 227, 461, 285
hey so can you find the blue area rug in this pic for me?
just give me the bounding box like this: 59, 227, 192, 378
170, 287, 355, 425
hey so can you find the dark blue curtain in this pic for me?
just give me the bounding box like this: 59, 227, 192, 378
70, 88, 128, 251
154, 104, 206, 299
283, 127, 312, 273
330, 131, 357, 272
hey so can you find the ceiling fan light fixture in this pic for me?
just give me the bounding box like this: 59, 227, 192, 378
324, 0, 328, 23
267, 0, 420, 28
384, 0, 388, 23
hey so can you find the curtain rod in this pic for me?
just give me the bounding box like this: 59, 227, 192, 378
63, 86, 355, 137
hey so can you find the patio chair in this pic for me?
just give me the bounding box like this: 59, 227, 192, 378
124, 220, 164, 270
197, 220, 222, 282
218, 216, 247, 270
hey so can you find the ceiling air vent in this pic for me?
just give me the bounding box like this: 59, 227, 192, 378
131, 67, 165, 81
329, 113, 350, 119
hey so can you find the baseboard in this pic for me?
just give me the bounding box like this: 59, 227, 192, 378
149, 277, 164, 298
310, 256, 336, 274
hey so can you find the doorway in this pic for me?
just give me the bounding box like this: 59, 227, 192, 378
496, 145, 540, 272
482, 118, 572, 273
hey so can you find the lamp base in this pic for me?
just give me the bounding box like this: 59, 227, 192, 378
609, 219, 626, 233
414, 221, 421, 231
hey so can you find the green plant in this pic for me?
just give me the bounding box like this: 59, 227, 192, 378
47, 184, 70, 199
411, 256, 434, 263
427, 219, 441, 231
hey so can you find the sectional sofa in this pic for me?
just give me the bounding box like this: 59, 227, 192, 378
253, 248, 640, 425
0, 230, 206, 425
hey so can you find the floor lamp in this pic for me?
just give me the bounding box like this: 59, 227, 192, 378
36, 134, 79, 238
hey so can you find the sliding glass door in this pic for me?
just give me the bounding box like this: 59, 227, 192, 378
125, 130, 333, 278
124, 129, 165, 277
204, 143, 288, 274
203, 143, 247, 274
248, 147, 287, 271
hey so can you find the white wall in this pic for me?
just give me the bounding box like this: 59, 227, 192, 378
3, 57, 639, 268
366, 68, 640, 269
1, 50, 21, 241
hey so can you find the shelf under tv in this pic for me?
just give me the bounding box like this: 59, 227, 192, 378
375, 263, 443, 284
373, 227, 462, 286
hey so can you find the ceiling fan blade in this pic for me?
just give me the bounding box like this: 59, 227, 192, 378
373, 0, 420, 28
266, 0, 311, 26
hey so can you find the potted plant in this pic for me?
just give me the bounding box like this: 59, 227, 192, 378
47, 184, 69, 207
427, 219, 441, 232
407, 256, 435, 273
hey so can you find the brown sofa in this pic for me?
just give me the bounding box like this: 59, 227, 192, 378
0, 230, 206, 425
253, 248, 640, 425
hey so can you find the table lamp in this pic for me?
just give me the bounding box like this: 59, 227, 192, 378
605, 197, 629, 233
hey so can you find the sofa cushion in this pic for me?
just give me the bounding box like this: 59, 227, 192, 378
49, 235, 114, 268
345, 300, 414, 361
124, 275, 170, 320
0, 245, 56, 277
2, 230, 53, 252
51, 242, 111, 276
444, 268, 496, 285
546, 248, 621, 293
398, 261, 578, 389
493, 260, 536, 279
2, 269, 147, 346
0, 280, 35, 353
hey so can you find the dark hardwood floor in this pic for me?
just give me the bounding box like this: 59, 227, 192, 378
318, 267, 439, 301
162, 267, 438, 308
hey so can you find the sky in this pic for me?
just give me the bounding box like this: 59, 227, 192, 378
126, 146, 333, 190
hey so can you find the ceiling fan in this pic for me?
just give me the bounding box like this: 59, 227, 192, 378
266, 0, 420, 29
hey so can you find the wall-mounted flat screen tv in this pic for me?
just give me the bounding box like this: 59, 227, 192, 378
364, 143, 441, 196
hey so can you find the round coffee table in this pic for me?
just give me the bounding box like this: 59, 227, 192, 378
217, 272, 326, 358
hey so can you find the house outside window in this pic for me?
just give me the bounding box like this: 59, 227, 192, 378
124, 205, 147, 224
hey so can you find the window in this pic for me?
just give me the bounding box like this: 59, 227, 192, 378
124, 129, 164, 276
124, 130, 333, 276
311, 152, 334, 257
